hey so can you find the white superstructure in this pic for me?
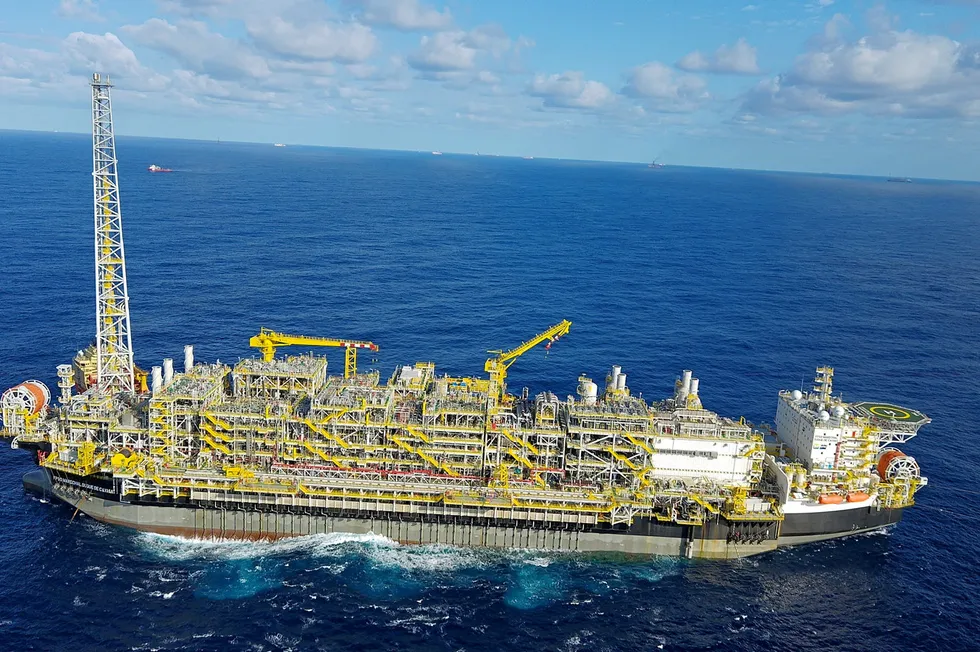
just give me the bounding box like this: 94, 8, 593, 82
769, 366, 929, 508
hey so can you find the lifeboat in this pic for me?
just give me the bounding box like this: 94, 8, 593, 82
846, 492, 871, 502
818, 494, 845, 504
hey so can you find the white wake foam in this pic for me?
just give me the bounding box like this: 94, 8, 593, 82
136, 530, 394, 561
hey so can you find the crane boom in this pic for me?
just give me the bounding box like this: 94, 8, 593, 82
249, 328, 378, 378
485, 320, 571, 404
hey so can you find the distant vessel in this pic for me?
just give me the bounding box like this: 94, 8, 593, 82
274, 143, 285, 147
648, 158, 666, 169
887, 177, 912, 183
522, 156, 534, 160
147, 164, 172, 173
432, 151, 443, 156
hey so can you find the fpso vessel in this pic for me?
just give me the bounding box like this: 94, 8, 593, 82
0, 75, 931, 559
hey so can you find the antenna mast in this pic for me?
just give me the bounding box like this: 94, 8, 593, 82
91, 73, 135, 393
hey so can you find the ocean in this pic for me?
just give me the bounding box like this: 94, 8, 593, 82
0, 131, 978, 651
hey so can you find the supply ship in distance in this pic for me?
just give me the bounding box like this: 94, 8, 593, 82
0, 75, 931, 559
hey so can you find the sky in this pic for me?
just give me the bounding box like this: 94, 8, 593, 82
2, 0, 980, 180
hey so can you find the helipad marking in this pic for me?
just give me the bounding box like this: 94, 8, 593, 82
869, 405, 912, 420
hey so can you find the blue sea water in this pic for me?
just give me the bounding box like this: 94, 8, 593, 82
0, 130, 978, 651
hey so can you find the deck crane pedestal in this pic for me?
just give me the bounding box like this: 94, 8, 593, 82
249, 328, 379, 378
485, 320, 571, 407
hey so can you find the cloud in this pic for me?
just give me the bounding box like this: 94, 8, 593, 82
528, 71, 613, 109
169, 69, 278, 105
409, 31, 477, 70
0, 43, 65, 85
63, 32, 162, 85
465, 24, 512, 57
740, 14, 980, 119
58, 0, 103, 21
123, 19, 272, 80
0, 26, 345, 118
352, 0, 452, 31
247, 15, 377, 63
677, 38, 761, 74
58, 32, 172, 93
0, 32, 166, 95
455, 100, 557, 128
793, 33, 958, 91
155, 0, 236, 17
408, 25, 512, 73
622, 61, 709, 112
476, 70, 500, 84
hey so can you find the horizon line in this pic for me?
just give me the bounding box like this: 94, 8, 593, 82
1, 127, 975, 185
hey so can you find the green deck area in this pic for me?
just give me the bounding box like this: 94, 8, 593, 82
851, 401, 929, 424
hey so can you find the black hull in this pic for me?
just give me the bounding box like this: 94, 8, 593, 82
780, 505, 903, 537
25, 468, 904, 558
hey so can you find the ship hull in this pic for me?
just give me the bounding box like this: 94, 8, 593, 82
26, 469, 900, 560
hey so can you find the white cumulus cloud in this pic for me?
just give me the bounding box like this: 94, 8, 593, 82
63, 32, 148, 80
408, 25, 512, 73
58, 0, 103, 21
622, 61, 709, 112
740, 14, 980, 119
409, 31, 477, 70
247, 15, 376, 63
123, 18, 272, 80
677, 38, 760, 75
353, 0, 452, 31
528, 71, 613, 109
155, 0, 236, 17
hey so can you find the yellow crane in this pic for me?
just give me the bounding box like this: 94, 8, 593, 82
485, 320, 571, 404
249, 328, 379, 378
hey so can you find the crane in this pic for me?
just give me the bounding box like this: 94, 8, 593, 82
248, 328, 379, 378
485, 320, 571, 405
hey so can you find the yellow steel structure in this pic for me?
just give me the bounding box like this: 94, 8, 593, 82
249, 327, 378, 378
4, 76, 937, 559
484, 320, 571, 404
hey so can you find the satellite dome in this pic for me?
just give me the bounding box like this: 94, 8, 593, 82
819, 410, 830, 422
791, 390, 803, 401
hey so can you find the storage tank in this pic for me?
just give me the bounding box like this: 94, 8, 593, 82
616, 373, 627, 391
151, 366, 163, 394
184, 345, 194, 373
607, 365, 621, 392
163, 358, 174, 385
576, 377, 598, 405
677, 369, 692, 402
